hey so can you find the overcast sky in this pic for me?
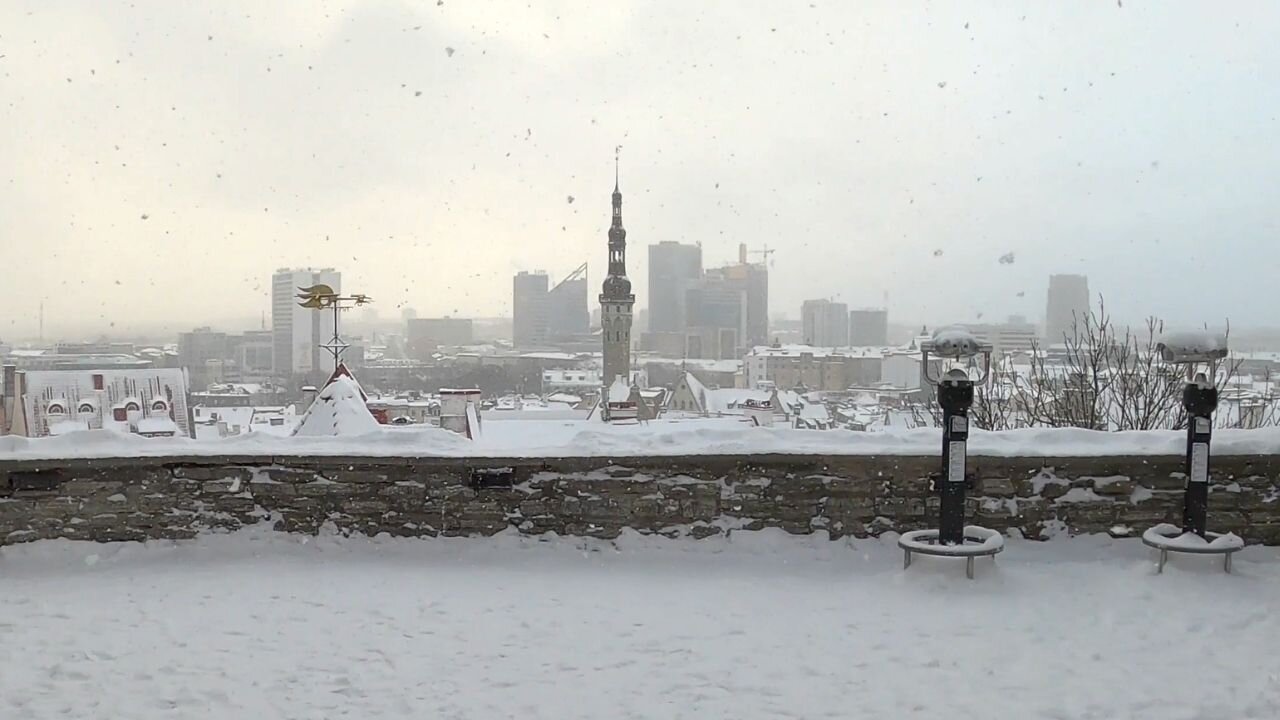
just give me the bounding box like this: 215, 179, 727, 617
2, 0, 1278, 340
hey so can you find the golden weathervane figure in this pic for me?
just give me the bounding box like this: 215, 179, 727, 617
296, 285, 372, 367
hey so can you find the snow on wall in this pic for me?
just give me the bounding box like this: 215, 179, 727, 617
7, 422, 1280, 462
1, 453, 1279, 547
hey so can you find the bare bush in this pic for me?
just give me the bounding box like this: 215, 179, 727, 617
905, 296, 1274, 432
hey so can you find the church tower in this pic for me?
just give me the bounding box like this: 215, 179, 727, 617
600, 154, 635, 391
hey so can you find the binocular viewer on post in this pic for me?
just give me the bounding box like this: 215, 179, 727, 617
1156, 331, 1228, 365
903, 327, 1243, 577
1157, 332, 1228, 386
899, 327, 1003, 578
921, 327, 993, 386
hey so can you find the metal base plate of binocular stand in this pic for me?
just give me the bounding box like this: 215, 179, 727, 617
898, 526, 1005, 580
1141, 523, 1243, 574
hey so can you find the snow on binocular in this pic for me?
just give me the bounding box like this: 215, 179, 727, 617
922, 327, 991, 359
1156, 331, 1229, 364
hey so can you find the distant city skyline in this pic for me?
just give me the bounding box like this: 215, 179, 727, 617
3, 1, 1278, 339
6, 262, 1258, 348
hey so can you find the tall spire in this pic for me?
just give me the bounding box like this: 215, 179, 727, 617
607, 149, 627, 278
599, 146, 636, 406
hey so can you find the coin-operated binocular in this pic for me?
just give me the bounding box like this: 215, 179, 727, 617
900, 328, 1003, 579
1142, 332, 1242, 572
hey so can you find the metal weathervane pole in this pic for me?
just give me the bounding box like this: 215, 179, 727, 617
296, 284, 373, 369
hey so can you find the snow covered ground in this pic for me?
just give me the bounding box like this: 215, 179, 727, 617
7, 420, 1280, 460
2, 528, 1278, 719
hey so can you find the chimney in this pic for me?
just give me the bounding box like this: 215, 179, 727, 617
739, 243, 748, 265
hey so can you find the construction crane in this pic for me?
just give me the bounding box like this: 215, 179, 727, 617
747, 245, 776, 267
552, 262, 588, 291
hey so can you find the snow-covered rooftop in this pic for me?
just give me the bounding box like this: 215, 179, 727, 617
545, 392, 583, 405
518, 351, 593, 362
136, 416, 179, 435
639, 356, 742, 374
293, 376, 380, 437
194, 383, 274, 397
17, 368, 190, 438
607, 377, 632, 403
746, 344, 897, 360
542, 369, 600, 384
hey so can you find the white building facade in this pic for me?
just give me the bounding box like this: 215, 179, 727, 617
272, 268, 341, 379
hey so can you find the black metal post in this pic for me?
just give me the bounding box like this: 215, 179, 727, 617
937, 379, 974, 546
331, 302, 342, 367
1182, 379, 1217, 537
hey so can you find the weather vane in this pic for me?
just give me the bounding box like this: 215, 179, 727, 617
296, 284, 373, 367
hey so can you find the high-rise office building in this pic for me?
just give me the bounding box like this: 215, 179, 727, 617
648, 241, 703, 333
692, 243, 768, 354
849, 308, 889, 346
234, 330, 274, 383
1045, 274, 1090, 344
801, 299, 850, 346
684, 279, 745, 361
272, 267, 340, 380
547, 264, 590, 340
512, 271, 550, 347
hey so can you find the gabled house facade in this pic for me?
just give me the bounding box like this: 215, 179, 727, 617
6, 368, 191, 438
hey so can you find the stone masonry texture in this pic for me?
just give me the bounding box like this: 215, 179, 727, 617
1, 454, 1278, 546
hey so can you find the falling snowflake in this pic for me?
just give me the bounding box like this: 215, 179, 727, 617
445, 47, 455, 57
566, 195, 575, 204
998, 252, 1016, 265
933, 249, 943, 257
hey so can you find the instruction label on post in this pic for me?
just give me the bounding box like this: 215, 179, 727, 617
1190, 442, 1209, 483
948, 441, 966, 482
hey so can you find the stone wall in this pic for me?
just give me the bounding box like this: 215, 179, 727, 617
2, 454, 1279, 546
